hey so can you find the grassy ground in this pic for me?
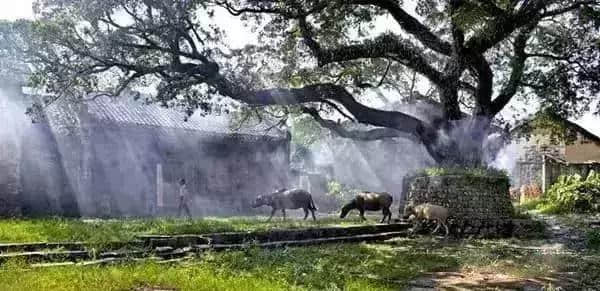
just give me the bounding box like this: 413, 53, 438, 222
1, 236, 598, 291
0, 216, 372, 244
2, 214, 599, 290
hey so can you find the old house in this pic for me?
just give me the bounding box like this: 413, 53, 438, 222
0, 83, 290, 217
510, 112, 600, 192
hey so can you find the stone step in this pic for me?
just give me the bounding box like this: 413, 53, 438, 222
0, 242, 86, 253
1, 249, 150, 264
31, 256, 195, 269
137, 223, 412, 246
0, 241, 144, 254
1, 231, 407, 265
193, 231, 408, 252
0, 250, 91, 264
0, 224, 412, 255
0, 224, 411, 265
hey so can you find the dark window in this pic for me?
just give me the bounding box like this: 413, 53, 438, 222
581, 136, 592, 144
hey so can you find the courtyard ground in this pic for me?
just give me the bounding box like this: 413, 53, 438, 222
0, 212, 598, 290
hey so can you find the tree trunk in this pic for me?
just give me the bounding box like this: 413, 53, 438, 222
420, 116, 494, 167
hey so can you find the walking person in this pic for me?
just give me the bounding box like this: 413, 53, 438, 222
177, 178, 192, 219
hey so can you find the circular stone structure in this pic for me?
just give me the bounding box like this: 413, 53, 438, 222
406, 175, 513, 219
404, 175, 523, 237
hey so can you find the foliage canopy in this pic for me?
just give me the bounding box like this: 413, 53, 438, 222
1, 0, 600, 165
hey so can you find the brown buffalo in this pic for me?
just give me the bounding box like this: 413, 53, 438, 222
252, 188, 317, 221
340, 191, 393, 223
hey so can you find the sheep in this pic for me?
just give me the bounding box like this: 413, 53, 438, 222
403, 203, 450, 236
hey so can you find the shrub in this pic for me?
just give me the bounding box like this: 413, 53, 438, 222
537, 170, 600, 214
518, 198, 544, 211
319, 180, 361, 211
326, 181, 358, 202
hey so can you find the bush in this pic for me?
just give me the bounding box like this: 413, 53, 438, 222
326, 181, 358, 202
519, 198, 543, 211
537, 170, 600, 214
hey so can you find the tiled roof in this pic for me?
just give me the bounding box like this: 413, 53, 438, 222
511, 111, 600, 143
46, 95, 286, 138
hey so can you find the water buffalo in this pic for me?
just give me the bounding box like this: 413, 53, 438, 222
402, 203, 450, 236
340, 191, 393, 223
252, 188, 317, 221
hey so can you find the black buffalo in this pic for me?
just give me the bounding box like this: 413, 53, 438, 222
340, 191, 393, 223
252, 188, 317, 221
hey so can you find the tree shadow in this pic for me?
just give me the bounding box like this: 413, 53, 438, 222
383, 235, 597, 290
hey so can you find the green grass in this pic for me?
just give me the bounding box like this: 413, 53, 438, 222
0, 216, 371, 244
517, 197, 568, 215
519, 197, 584, 215
1, 236, 599, 291
518, 198, 544, 211
415, 166, 509, 179
0, 242, 457, 291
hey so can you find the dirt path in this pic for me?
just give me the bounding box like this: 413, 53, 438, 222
535, 213, 588, 252
406, 271, 575, 291
405, 214, 594, 291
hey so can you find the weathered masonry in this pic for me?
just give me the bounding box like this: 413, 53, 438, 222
0, 86, 290, 217
511, 113, 600, 190
403, 174, 523, 238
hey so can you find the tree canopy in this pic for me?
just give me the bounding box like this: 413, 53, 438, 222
2, 0, 600, 165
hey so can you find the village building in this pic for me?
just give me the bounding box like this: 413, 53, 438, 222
0, 82, 290, 217
510, 113, 600, 193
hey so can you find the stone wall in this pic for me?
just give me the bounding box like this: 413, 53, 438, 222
0, 137, 20, 217
405, 175, 513, 220
403, 175, 548, 238
514, 144, 563, 188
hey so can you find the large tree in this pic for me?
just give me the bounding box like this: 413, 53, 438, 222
3, 0, 600, 165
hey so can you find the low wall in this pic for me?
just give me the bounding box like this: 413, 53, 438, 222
406, 175, 513, 220
404, 174, 529, 238
411, 218, 544, 239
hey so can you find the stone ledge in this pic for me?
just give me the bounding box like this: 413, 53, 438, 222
413, 218, 545, 239
405, 174, 514, 227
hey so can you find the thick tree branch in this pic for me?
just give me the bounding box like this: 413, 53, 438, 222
465, 1, 544, 53
466, 1, 599, 54
208, 80, 446, 162
349, 0, 452, 55
302, 107, 409, 141
490, 26, 534, 115
469, 52, 494, 116
298, 18, 445, 86
215, 0, 328, 18
540, 1, 600, 18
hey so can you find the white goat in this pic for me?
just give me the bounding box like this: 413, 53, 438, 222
403, 203, 450, 236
